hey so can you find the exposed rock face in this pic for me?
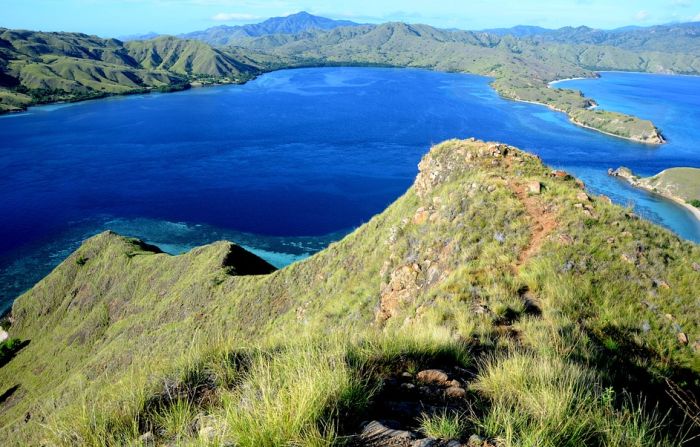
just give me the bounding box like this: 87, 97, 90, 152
608, 166, 637, 183
378, 264, 423, 322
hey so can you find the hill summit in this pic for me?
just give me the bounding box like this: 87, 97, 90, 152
180, 11, 361, 46
0, 139, 698, 445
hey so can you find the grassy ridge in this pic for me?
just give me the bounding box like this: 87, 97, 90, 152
0, 139, 697, 445
2, 21, 699, 141
2, 21, 698, 142
0, 29, 261, 113
227, 21, 700, 143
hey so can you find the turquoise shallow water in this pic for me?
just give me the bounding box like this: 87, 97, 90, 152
1, 68, 698, 312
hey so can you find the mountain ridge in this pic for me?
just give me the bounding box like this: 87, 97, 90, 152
0, 138, 698, 445
2, 16, 700, 143
180, 11, 361, 46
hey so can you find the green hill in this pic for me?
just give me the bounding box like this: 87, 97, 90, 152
3, 21, 700, 141
229, 21, 696, 143
180, 11, 361, 46
641, 168, 700, 204
1, 139, 698, 446
125, 36, 259, 80
610, 166, 700, 212
0, 29, 261, 113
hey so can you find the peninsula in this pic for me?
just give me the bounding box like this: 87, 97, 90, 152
609, 166, 700, 220
2, 13, 698, 143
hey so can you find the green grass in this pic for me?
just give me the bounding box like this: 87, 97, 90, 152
1, 139, 698, 445
641, 168, 700, 203
419, 410, 468, 439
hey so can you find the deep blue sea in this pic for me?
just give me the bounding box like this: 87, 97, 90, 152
1, 68, 699, 312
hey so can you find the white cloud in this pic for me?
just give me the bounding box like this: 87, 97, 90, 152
694, 13, 700, 21
211, 12, 261, 22
635, 10, 650, 21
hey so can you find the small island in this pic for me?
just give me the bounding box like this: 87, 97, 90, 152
495, 77, 666, 145
609, 166, 700, 219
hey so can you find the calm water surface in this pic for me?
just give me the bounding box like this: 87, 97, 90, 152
1, 68, 698, 311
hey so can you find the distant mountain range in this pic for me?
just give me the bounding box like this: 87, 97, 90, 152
179, 11, 361, 46
118, 31, 160, 42
482, 22, 700, 54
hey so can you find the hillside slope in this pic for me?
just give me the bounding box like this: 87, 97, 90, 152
231, 22, 696, 143
181, 11, 360, 46
0, 29, 261, 113
0, 140, 698, 446
609, 166, 700, 221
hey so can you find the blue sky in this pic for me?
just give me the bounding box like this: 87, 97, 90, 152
2, 0, 700, 37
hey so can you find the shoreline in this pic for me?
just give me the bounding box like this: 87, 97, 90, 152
548, 76, 592, 86
608, 168, 700, 224
502, 95, 663, 145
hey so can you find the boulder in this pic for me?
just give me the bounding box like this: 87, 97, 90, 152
677, 332, 689, 345
416, 369, 449, 385
526, 181, 541, 194
0, 330, 8, 343
414, 207, 430, 225
445, 385, 467, 399
551, 169, 571, 179
361, 420, 417, 444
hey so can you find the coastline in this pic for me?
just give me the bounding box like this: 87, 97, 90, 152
547, 76, 592, 86
0, 77, 251, 117
501, 95, 663, 145
609, 169, 700, 224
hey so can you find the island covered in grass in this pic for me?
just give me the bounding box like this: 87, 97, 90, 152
609, 166, 700, 220
2, 13, 698, 144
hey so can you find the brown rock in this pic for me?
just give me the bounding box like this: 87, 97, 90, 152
551, 169, 571, 179
413, 207, 429, 225
527, 181, 541, 194
677, 332, 689, 345
361, 420, 417, 444
576, 192, 590, 202
445, 386, 467, 399
416, 369, 449, 385
692, 262, 700, 272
